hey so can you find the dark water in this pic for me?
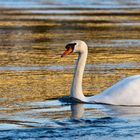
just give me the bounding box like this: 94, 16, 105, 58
0, 0, 140, 139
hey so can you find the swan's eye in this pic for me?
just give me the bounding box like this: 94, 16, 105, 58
65, 43, 76, 50
61, 43, 76, 57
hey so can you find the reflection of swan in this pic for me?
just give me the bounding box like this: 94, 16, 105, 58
71, 104, 84, 118
106, 105, 140, 117
70, 103, 140, 118
61, 40, 140, 106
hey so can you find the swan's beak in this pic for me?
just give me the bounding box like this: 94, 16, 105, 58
61, 47, 73, 57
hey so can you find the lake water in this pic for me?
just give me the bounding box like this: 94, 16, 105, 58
0, 0, 140, 139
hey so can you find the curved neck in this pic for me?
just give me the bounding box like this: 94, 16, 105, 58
70, 49, 87, 101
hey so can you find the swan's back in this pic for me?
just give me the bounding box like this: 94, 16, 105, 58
88, 75, 140, 106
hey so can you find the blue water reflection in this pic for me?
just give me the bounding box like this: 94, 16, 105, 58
1, 99, 140, 139
0, 0, 140, 9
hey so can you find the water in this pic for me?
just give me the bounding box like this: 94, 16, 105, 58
0, 0, 140, 139
1, 100, 140, 139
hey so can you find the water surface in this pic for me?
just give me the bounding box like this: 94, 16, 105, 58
1, 100, 140, 139
0, 0, 140, 139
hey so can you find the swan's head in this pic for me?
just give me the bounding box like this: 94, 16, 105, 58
61, 40, 87, 57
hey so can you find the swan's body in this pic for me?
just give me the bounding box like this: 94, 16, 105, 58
62, 40, 140, 106
88, 75, 140, 105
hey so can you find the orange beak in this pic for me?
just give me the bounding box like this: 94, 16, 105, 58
61, 47, 73, 57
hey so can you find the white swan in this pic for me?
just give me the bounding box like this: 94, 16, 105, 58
61, 40, 140, 106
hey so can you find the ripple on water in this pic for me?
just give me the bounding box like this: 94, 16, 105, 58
0, 0, 140, 9
0, 62, 139, 71
1, 99, 140, 139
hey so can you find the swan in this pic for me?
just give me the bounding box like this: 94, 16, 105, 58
61, 40, 140, 106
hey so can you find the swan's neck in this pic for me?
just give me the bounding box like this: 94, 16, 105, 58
70, 50, 87, 101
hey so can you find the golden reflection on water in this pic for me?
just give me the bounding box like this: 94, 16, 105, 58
0, 5, 140, 108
